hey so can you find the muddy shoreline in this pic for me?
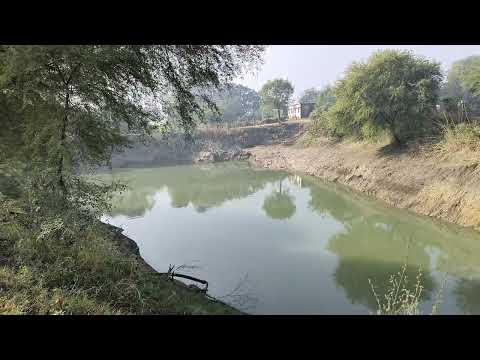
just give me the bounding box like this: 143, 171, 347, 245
102, 222, 244, 314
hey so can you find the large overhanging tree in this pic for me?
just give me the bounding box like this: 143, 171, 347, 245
0, 45, 264, 200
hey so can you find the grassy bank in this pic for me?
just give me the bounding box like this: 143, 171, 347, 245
0, 203, 240, 315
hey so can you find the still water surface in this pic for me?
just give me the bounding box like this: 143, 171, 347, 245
100, 162, 480, 314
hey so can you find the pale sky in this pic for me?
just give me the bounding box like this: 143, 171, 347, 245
236, 45, 480, 99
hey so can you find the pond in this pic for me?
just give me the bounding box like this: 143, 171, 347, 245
99, 162, 480, 314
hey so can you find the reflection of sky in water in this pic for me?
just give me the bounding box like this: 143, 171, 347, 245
99, 163, 480, 314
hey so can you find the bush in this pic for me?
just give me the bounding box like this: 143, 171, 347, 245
440, 121, 480, 152
326, 50, 442, 144
307, 115, 329, 137
369, 264, 446, 315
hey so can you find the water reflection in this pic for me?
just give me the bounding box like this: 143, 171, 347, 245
453, 278, 480, 314
300, 176, 480, 314
262, 180, 296, 220
109, 190, 156, 218
98, 163, 480, 314
104, 163, 287, 216
327, 221, 436, 310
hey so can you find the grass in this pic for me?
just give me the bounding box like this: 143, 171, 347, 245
0, 200, 240, 315
435, 109, 480, 153
440, 121, 480, 153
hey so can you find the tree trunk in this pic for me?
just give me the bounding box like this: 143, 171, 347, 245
54, 63, 80, 200
277, 109, 281, 123
57, 90, 70, 197
389, 121, 401, 146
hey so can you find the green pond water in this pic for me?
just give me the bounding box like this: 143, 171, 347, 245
99, 162, 480, 314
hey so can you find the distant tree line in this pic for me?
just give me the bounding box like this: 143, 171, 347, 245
201, 83, 262, 126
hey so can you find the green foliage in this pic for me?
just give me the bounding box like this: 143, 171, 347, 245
0, 45, 265, 200
368, 265, 426, 315
299, 87, 320, 104
440, 120, 480, 152
308, 86, 337, 138
326, 50, 442, 143
259, 79, 294, 122
0, 45, 264, 314
201, 84, 261, 126
313, 85, 336, 114
443, 56, 480, 117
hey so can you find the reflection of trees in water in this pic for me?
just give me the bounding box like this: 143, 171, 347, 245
334, 258, 435, 312
301, 177, 439, 311
164, 164, 287, 212
262, 180, 296, 220
108, 190, 156, 218
104, 163, 288, 216
453, 278, 480, 314
304, 178, 361, 224
103, 166, 480, 313
328, 220, 436, 311
301, 175, 480, 313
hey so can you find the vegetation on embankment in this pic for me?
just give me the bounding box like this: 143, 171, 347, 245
0, 203, 240, 315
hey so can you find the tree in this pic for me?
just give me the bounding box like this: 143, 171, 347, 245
299, 87, 319, 104
0, 45, 265, 207
311, 85, 336, 118
202, 83, 261, 125
259, 79, 294, 123
443, 56, 480, 117
328, 50, 442, 144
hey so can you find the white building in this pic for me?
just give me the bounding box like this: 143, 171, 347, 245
288, 101, 315, 119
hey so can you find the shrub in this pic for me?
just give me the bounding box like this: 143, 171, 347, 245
327, 50, 442, 145
441, 121, 480, 152
369, 264, 446, 315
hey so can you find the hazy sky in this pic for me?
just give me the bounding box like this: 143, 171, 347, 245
236, 45, 480, 98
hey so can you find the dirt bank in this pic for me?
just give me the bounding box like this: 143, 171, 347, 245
249, 129, 480, 231
109, 121, 305, 168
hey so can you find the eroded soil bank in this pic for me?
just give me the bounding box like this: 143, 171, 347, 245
249, 130, 480, 231
109, 121, 305, 167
